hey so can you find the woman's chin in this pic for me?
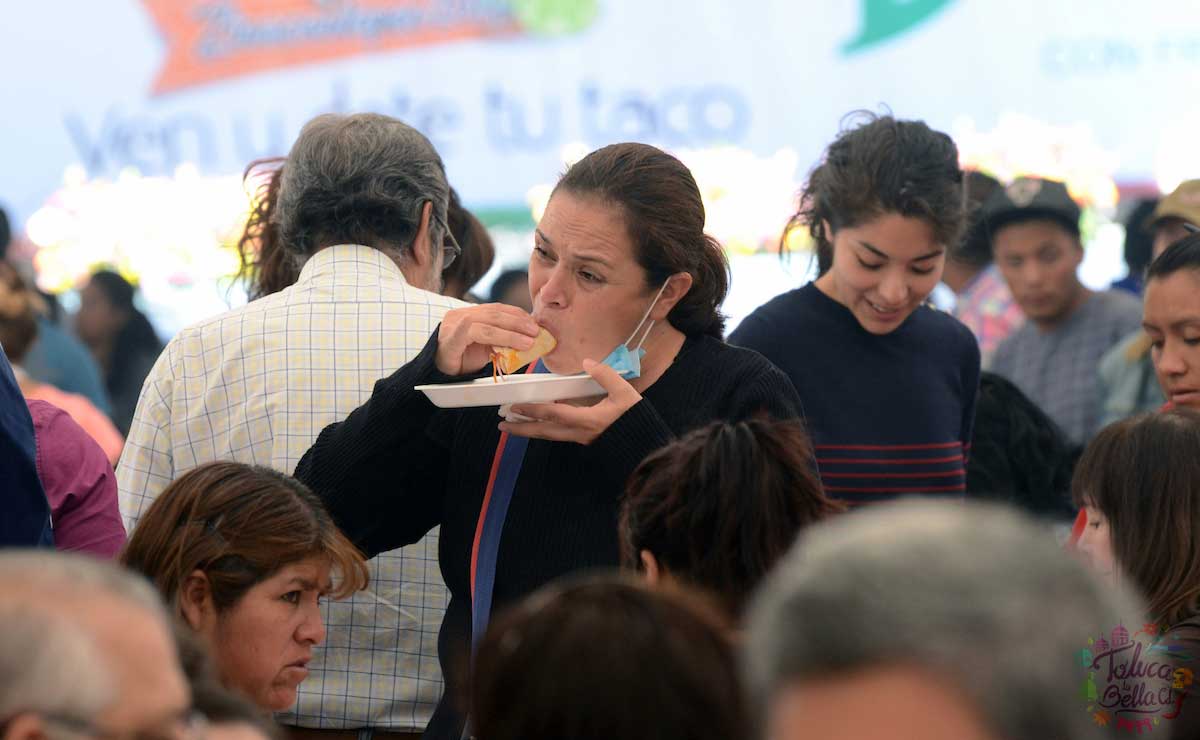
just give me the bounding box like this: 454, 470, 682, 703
542, 353, 580, 376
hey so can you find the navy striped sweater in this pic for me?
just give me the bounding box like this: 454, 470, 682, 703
729, 282, 981, 505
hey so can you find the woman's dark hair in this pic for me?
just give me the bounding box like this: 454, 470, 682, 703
441, 188, 495, 301
951, 170, 1003, 269
0, 261, 40, 364
1072, 410, 1200, 625
86, 270, 162, 381
472, 575, 746, 740
784, 112, 966, 276
1147, 232, 1200, 281
553, 142, 730, 338
967, 372, 1079, 519
121, 462, 369, 613
1124, 198, 1160, 275
236, 158, 296, 301
620, 418, 843, 619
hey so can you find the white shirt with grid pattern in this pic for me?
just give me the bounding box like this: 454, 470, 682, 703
117, 245, 465, 730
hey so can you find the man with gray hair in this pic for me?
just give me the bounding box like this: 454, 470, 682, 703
0, 551, 192, 740
745, 501, 1144, 740
118, 113, 466, 739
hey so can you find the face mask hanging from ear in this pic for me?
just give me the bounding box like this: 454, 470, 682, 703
600, 280, 671, 380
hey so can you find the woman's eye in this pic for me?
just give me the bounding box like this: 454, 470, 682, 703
911, 266, 935, 276
1089, 521, 1101, 530
856, 259, 883, 271
1185, 336, 1200, 346
579, 271, 602, 284
282, 591, 301, 604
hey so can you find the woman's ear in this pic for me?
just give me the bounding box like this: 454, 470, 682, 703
650, 272, 694, 322
639, 549, 663, 585
178, 570, 216, 634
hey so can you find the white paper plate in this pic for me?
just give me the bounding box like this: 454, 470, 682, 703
416, 373, 606, 409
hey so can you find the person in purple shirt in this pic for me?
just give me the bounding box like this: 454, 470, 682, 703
26, 399, 125, 557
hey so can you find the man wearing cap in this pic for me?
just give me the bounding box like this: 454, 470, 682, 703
1096, 178, 1200, 426
986, 177, 1142, 444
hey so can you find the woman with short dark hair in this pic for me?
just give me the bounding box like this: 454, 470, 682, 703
472, 575, 746, 740
620, 418, 842, 620
295, 142, 803, 740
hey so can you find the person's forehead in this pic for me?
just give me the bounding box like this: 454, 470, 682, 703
771, 667, 997, 740
263, 556, 333, 589
992, 219, 1076, 251
1145, 271, 1200, 324
539, 192, 632, 259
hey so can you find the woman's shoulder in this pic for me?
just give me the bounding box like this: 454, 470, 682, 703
910, 305, 979, 354
680, 335, 793, 384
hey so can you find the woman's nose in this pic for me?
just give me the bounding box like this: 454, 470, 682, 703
1158, 339, 1188, 376
878, 272, 908, 305
296, 603, 326, 646
538, 266, 570, 308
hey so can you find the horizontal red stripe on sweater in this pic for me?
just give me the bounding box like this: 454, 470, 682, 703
814, 442, 963, 451
825, 484, 967, 493
821, 470, 966, 480
817, 454, 965, 465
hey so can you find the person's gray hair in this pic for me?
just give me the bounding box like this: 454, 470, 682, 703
0, 551, 172, 725
744, 500, 1144, 740
274, 112, 450, 263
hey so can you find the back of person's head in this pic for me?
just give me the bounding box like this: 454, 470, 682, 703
121, 461, 368, 611
1073, 409, 1200, 625
950, 170, 1003, 269
0, 261, 40, 365
472, 574, 746, 740
1147, 231, 1200, 282
86, 270, 136, 314
967, 372, 1079, 519
0, 206, 10, 261
0, 551, 188, 740
236, 157, 295, 301
745, 500, 1143, 740
488, 268, 529, 306
786, 112, 965, 276
275, 113, 449, 263
620, 418, 843, 619
553, 142, 730, 337
1124, 198, 1160, 275
441, 188, 495, 301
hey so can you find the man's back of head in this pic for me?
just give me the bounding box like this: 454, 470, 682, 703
0, 551, 190, 740
274, 113, 450, 292
745, 500, 1143, 740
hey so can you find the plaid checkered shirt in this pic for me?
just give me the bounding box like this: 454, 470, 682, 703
117, 245, 465, 731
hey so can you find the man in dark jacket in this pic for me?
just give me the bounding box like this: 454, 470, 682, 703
0, 346, 52, 546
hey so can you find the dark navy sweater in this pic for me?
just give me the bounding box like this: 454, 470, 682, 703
729, 282, 981, 505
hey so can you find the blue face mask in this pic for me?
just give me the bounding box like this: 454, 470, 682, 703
601, 281, 670, 380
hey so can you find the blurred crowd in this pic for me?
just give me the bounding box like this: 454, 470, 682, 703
4, 109, 1200, 740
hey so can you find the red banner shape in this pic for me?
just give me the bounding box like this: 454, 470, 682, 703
142, 0, 522, 95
